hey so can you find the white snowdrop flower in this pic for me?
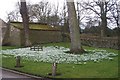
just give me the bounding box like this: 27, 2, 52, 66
1, 46, 118, 64
78, 62, 82, 64
72, 66, 75, 68
94, 59, 97, 61
83, 62, 86, 64
108, 57, 113, 60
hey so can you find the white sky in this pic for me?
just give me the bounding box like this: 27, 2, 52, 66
0, 0, 118, 29
0, 0, 65, 22
0, 0, 85, 22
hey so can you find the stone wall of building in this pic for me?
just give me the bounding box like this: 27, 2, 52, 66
0, 31, 1, 46
0, 19, 9, 45
10, 26, 21, 46
20, 29, 62, 46
9, 26, 62, 46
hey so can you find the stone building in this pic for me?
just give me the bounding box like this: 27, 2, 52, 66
0, 19, 8, 45
7, 22, 62, 46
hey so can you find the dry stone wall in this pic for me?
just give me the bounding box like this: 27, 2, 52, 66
81, 36, 119, 50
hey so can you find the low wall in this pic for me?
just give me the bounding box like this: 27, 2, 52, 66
80, 36, 119, 50
63, 33, 119, 50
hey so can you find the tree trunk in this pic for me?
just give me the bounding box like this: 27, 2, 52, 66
20, 0, 31, 47
100, 2, 108, 37
66, 1, 85, 54
117, 4, 120, 28
101, 14, 107, 37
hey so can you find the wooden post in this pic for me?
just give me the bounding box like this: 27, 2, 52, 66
52, 63, 57, 77
15, 56, 21, 67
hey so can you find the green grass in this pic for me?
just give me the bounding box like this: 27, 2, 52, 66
1, 42, 119, 78
0, 46, 20, 50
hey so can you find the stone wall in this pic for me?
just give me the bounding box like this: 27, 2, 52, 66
20, 29, 62, 46
5, 23, 119, 50
0, 19, 7, 45
0, 23, 2, 46
9, 26, 62, 46
81, 36, 119, 50
10, 26, 21, 46
0, 19, 10, 45
63, 34, 119, 50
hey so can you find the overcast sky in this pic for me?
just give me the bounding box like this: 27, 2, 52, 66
0, 0, 85, 22
0, 0, 65, 21
0, 0, 118, 29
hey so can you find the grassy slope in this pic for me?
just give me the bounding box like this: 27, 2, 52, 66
1, 42, 119, 78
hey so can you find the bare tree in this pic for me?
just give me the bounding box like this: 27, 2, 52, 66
28, 1, 51, 23
7, 2, 21, 22
7, 1, 62, 26
110, 0, 120, 27
66, 0, 85, 54
7, 11, 19, 22
82, 0, 115, 37
28, 1, 62, 26
117, 2, 120, 28
76, 2, 91, 26
20, 0, 31, 47
60, 1, 69, 42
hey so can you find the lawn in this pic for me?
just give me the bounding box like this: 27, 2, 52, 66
1, 42, 119, 78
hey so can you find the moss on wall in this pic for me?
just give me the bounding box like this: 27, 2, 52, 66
10, 22, 61, 31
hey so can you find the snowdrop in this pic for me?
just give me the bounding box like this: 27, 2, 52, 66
0, 46, 118, 64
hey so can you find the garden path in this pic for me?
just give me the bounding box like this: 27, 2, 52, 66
1, 68, 51, 80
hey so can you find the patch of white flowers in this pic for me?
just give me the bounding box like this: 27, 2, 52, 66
0, 46, 118, 64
